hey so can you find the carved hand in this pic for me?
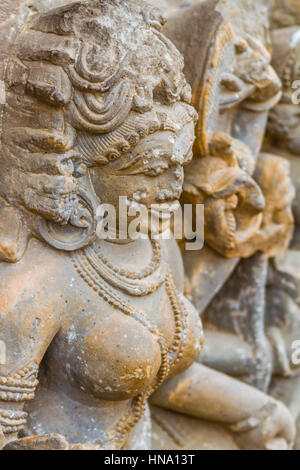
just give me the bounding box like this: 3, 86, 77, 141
231, 400, 296, 450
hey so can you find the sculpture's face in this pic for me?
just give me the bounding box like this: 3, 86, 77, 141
221, 35, 281, 111
90, 121, 195, 235
184, 22, 283, 258
251, 153, 295, 257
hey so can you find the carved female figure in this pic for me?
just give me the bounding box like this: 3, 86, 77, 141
0, 0, 295, 451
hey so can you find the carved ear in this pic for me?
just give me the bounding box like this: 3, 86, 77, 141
0, 205, 29, 263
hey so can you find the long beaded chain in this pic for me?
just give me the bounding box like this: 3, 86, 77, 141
71, 243, 188, 449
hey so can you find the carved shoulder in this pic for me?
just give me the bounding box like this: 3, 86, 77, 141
0, 238, 65, 376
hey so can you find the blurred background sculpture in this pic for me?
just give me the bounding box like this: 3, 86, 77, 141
263, 0, 300, 449
150, 0, 299, 450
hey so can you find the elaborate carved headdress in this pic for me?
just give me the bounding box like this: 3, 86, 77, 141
0, 0, 195, 260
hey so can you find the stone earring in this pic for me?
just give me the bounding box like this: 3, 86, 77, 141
39, 171, 100, 251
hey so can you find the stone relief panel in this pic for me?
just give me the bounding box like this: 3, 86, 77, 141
0, 0, 298, 451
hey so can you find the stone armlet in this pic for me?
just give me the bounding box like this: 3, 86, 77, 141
0, 362, 39, 436
0, 409, 28, 436
227, 401, 277, 433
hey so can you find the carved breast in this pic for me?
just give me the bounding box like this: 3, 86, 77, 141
45, 273, 202, 402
